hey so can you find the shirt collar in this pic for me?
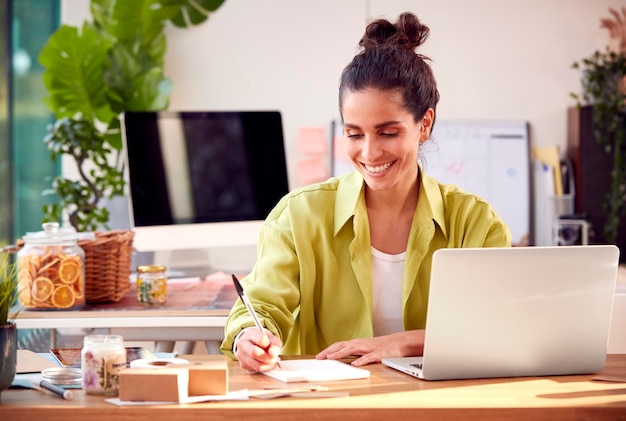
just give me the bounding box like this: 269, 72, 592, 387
334, 171, 364, 236
333, 168, 447, 239
420, 170, 448, 239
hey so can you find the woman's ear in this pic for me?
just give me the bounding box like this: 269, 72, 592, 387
420, 108, 435, 143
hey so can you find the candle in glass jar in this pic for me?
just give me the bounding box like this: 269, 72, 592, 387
81, 335, 126, 395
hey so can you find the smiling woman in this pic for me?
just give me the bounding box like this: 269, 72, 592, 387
221, 12, 511, 373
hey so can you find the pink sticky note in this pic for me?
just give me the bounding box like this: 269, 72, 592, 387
297, 127, 327, 155
296, 156, 328, 185
333, 134, 348, 160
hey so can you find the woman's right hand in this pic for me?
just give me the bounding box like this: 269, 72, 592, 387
234, 328, 283, 372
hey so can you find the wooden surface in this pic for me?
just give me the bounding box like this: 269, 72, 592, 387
2, 354, 625, 421
13, 272, 237, 319
11, 273, 238, 347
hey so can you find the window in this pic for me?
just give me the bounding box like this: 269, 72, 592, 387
1, 0, 60, 246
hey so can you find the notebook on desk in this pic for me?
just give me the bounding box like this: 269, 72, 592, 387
382, 245, 620, 381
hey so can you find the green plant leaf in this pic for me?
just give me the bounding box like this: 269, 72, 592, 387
160, 0, 225, 28
103, 34, 170, 113
39, 24, 116, 125
106, 0, 166, 44
104, 117, 123, 151
0, 253, 20, 325
128, 68, 173, 110
90, 0, 115, 30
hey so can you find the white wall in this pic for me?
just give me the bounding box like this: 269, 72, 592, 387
63, 0, 624, 189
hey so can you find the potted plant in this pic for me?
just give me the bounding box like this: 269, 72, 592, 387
0, 253, 20, 396
42, 115, 125, 232
571, 8, 626, 245
38, 0, 225, 232
36, 0, 225, 303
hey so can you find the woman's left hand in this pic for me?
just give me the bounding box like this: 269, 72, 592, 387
315, 330, 425, 366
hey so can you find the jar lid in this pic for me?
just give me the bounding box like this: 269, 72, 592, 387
22, 222, 94, 245
41, 367, 83, 387
137, 265, 167, 273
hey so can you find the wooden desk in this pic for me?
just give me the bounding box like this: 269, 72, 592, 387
1, 354, 625, 421
12, 274, 238, 353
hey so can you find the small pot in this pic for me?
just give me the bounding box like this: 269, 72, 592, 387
0, 323, 17, 397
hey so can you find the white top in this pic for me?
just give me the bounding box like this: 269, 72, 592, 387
371, 247, 405, 336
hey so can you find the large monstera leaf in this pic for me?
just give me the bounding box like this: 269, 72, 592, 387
104, 33, 173, 115
155, 0, 226, 27
39, 24, 116, 125
92, 0, 225, 32
92, 0, 167, 45
39, 0, 224, 147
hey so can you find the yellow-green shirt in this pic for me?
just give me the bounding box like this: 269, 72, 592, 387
220, 170, 511, 358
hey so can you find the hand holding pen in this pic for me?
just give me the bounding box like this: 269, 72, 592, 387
231, 274, 282, 372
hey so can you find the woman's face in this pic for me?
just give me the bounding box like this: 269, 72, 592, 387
342, 87, 433, 193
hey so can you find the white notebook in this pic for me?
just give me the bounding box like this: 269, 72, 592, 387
262, 359, 370, 383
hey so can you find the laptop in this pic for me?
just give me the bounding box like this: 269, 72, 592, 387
382, 245, 620, 380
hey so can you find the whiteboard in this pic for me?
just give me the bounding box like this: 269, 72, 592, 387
424, 120, 530, 246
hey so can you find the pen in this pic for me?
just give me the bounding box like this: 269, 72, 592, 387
231, 274, 281, 369
30, 378, 74, 400
232, 274, 265, 332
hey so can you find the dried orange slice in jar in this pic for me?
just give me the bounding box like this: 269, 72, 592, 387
73, 274, 85, 305
38, 257, 60, 278
59, 259, 81, 284
32, 277, 54, 302
18, 268, 33, 306
51, 284, 75, 309
73, 279, 84, 300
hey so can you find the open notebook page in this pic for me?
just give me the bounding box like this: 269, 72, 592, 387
262, 359, 371, 383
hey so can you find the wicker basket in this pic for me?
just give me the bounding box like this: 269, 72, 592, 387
78, 230, 135, 303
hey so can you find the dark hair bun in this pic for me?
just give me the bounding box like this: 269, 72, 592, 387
359, 12, 430, 52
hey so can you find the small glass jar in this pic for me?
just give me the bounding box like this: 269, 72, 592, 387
81, 334, 126, 395
136, 265, 167, 306
17, 222, 86, 310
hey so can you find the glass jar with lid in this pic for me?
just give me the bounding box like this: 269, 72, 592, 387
17, 222, 87, 310
136, 265, 167, 306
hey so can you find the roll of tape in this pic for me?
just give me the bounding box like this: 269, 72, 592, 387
129, 358, 190, 369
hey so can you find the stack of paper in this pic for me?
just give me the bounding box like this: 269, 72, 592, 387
262, 359, 371, 383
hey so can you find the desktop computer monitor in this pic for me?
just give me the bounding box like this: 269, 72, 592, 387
121, 110, 290, 253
